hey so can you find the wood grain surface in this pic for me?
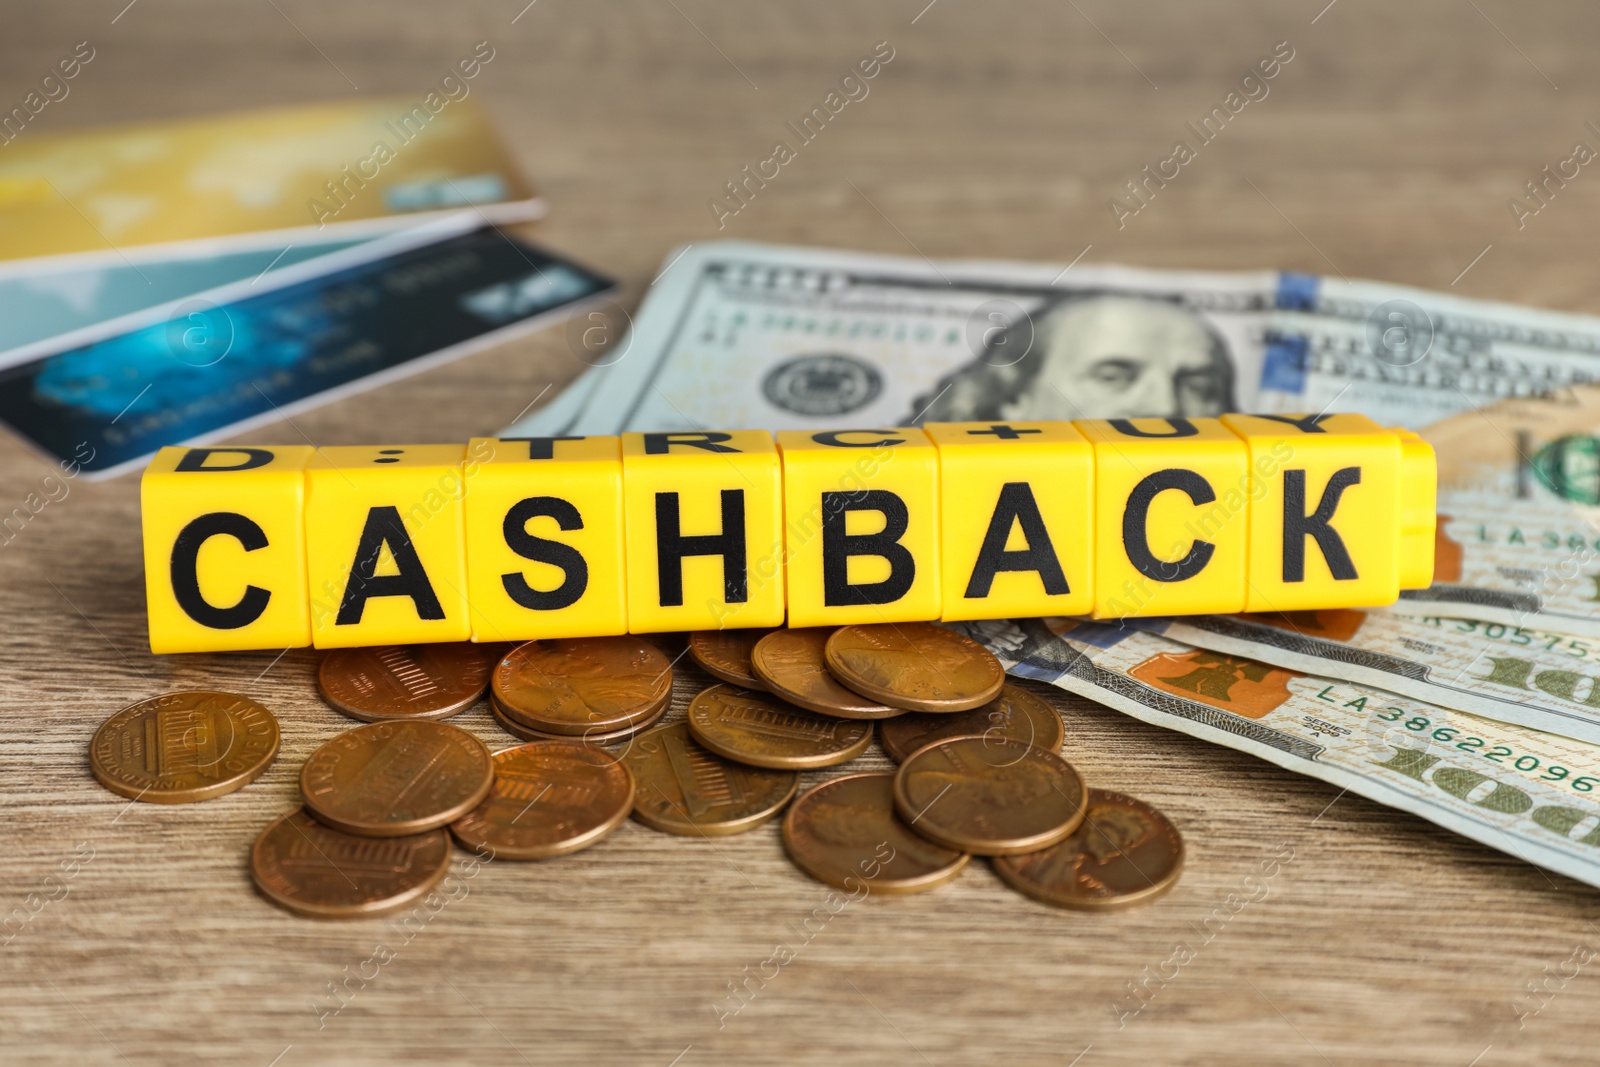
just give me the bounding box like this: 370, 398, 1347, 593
5, 2, 1600, 1064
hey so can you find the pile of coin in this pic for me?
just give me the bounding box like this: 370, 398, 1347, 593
88, 622, 1183, 917
689, 623, 1185, 908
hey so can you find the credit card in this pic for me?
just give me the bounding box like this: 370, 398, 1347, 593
0, 220, 613, 478
0, 234, 368, 354
0, 96, 543, 266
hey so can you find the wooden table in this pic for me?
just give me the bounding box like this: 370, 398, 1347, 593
5, 2, 1600, 1063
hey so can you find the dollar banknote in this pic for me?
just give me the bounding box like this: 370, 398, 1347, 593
962, 617, 1600, 890
1386, 384, 1600, 637
1120, 610, 1600, 745
507, 240, 1600, 439
508, 240, 1282, 435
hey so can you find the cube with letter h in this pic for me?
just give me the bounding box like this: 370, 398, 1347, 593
462, 435, 627, 641
304, 444, 471, 648
142, 445, 314, 654
620, 431, 785, 633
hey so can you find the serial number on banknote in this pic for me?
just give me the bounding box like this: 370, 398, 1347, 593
1414, 617, 1600, 661
1327, 686, 1600, 792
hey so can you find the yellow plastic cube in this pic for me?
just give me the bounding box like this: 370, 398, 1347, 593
777, 428, 941, 628
926, 421, 1095, 621
305, 444, 471, 648
462, 435, 627, 642
1221, 413, 1427, 612
620, 431, 785, 633
141, 445, 313, 654
1075, 418, 1249, 619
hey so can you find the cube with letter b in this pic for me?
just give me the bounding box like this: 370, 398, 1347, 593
142, 445, 314, 654
1220, 412, 1435, 612
926, 421, 1095, 621
462, 435, 627, 641
305, 445, 471, 648
621, 430, 785, 633
777, 428, 941, 628
1076, 417, 1249, 619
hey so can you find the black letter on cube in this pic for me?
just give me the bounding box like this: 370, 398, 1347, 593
170, 512, 272, 629
1282, 467, 1361, 582
654, 490, 748, 607
336, 506, 447, 625
821, 489, 915, 606
501, 496, 589, 610
1122, 469, 1216, 583
964, 482, 1070, 598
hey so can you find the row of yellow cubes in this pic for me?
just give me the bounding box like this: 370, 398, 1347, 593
140, 414, 1436, 653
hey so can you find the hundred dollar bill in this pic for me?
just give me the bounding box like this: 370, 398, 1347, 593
962, 617, 1600, 890
506, 242, 1600, 440
1258, 276, 1600, 430
505, 240, 1281, 435
1121, 610, 1600, 746
1385, 385, 1600, 637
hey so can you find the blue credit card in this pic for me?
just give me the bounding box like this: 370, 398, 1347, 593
0, 226, 614, 478
0, 237, 368, 355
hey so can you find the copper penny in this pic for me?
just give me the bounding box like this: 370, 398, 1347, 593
251, 808, 451, 919
317, 642, 492, 722
450, 742, 635, 860
687, 684, 873, 770
783, 773, 968, 895
826, 623, 1005, 713
622, 722, 799, 836
300, 720, 494, 837
490, 691, 668, 746
892, 736, 1087, 856
993, 790, 1184, 911
879, 684, 1065, 764
688, 628, 774, 689
492, 674, 670, 738
750, 628, 901, 719
90, 691, 279, 804
493, 637, 672, 735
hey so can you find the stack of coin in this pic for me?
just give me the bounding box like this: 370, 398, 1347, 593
90, 622, 1180, 917
491, 636, 672, 743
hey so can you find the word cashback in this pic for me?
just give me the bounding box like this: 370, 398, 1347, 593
141, 415, 1436, 653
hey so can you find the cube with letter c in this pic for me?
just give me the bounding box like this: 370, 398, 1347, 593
1076, 417, 1249, 619
142, 445, 314, 654
462, 435, 627, 641
621, 430, 785, 633
777, 428, 941, 628
305, 444, 471, 648
926, 421, 1094, 621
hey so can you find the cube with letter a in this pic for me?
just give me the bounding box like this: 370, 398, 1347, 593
1075, 417, 1249, 619
777, 428, 941, 628
462, 435, 627, 642
1221, 412, 1434, 612
926, 421, 1095, 621
142, 445, 313, 654
620, 430, 785, 633
305, 444, 471, 648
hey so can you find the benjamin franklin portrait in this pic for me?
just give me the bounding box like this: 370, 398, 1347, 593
912, 294, 1238, 423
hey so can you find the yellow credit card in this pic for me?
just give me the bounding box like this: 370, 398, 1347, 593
0, 96, 542, 263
